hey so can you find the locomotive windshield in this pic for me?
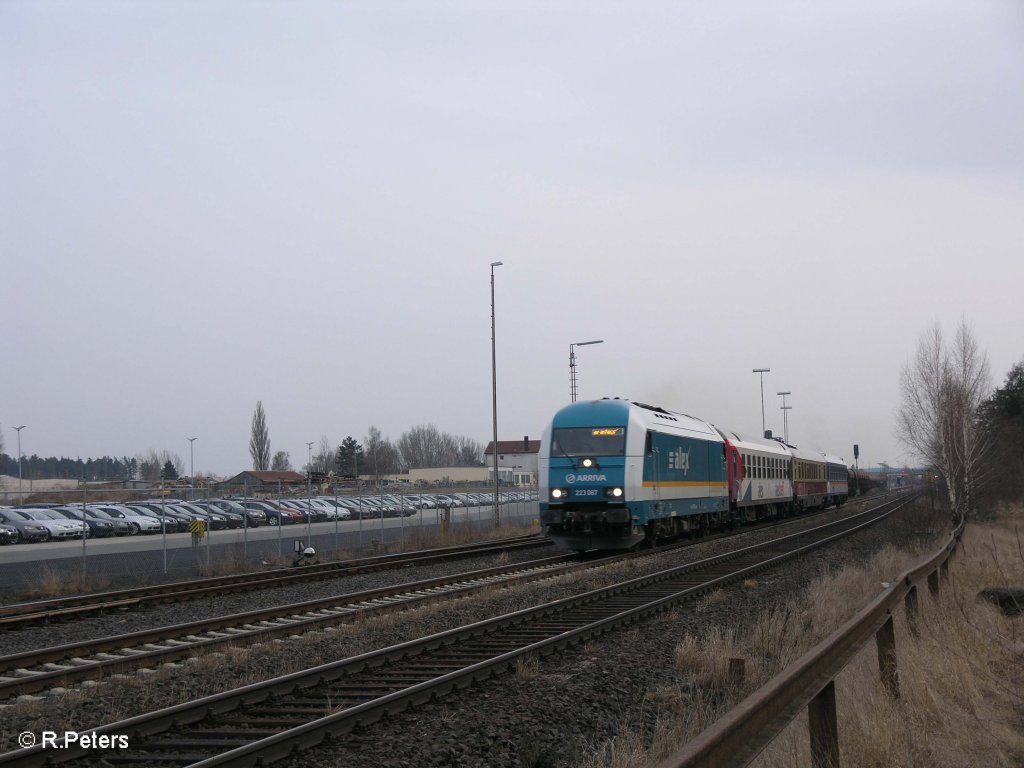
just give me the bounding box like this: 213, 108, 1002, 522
550, 427, 626, 457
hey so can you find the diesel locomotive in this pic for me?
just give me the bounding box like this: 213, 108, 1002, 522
538, 398, 849, 551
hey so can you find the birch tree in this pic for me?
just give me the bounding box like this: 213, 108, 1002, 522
896, 322, 990, 521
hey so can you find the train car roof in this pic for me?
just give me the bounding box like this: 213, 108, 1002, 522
628, 400, 721, 438
789, 445, 827, 463
821, 452, 848, 467
714, 428, 792, 456
552, 398, 721, 441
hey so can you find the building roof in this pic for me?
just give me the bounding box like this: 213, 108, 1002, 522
484, 439, 541, 456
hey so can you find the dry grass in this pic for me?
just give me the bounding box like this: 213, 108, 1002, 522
752, 517, 1024, 768
196, 544, 253, 577
22, 565, 112, 599
675, 546, 931, 698
753, 516, 1024, 767
580, 501, 1024, 768
673, 626, 744, 689
515, 655, 541, 681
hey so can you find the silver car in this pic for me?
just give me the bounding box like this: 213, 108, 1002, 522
8, 508, 87, 539
0, 510, 50, 543
86, 505, 162, 535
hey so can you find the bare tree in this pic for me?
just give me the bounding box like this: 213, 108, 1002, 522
271, 451, 292, 471
456, 436, 485, 466
398, 424, 447, 469
136, 449, 184, 483
398, 424, 485, 468
249, 401, 271, 471
311, 435, 334, 475
896, 321, 991, 521
365, 426, 402, 480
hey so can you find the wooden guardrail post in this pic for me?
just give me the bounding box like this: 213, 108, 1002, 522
904, 583, 920, 637
876, 614, 900, 699
809, 680, 840, 768
651, 517, 962, 768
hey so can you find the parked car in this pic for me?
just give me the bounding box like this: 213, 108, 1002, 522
126, 503, 193, 533
49, 506, 117, 538
0, 510, 50, 542
266, 501, 304, 524
190, 500, 249, 528
277, 499, 319, 523
350, 497, 385, 519
171, 503, 231, 530
306, 498, 343, 520
0, 523, 20, 545
82, 508, 135, 536
241, 500, 294, 526
214, 498, 266, 527
8, 508, 87, 539
86, 505, 162, 535
317, 498, 354, 520
123, 505, 188, 534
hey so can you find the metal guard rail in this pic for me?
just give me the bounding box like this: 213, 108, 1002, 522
659, 517, 965, 768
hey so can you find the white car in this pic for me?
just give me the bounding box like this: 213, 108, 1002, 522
317, 498, 353, 520
87, 505, 162, 534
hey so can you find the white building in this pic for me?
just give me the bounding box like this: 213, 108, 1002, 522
484, 437, 540, 486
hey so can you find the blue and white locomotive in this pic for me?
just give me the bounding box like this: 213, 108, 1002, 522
539, 397, 849, 551
539, 398, 731, 550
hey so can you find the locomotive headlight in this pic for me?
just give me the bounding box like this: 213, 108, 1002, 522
581, 457, 594, 468
604, 487, 624, 498
551, 488, 567, 500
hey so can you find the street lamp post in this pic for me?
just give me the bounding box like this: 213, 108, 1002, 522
306, 441, 314, 542
569, 340, 604, 403
13, 426, 26, 500
187, 437, 198, 501
752, 368, 770, 437
776, 392, 791, 444
490, 260, 503, 528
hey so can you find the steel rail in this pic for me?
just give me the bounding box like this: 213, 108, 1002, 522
0, 552, 589, 698
0, 534, 548, 626
0, 496, 911, 768
0, 497, 889, 697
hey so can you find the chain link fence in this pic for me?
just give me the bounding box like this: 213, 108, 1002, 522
0, 482, 540, 595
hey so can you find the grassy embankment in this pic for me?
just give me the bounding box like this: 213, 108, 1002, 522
581, 500, 1024, 768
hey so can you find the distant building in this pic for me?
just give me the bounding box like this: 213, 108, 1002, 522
484, 437, 541, 486
215, 470, 308, 495
408, 467, 489, 485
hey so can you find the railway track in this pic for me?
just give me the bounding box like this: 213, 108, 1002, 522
0, 551, 596, 699
0, 496, 888, 699
0, 534, 549, 627
0, 494, 912, 768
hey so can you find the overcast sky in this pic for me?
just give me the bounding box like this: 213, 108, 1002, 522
3, 1, 1023, 476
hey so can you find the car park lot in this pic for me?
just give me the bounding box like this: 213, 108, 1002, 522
0, 491, 538, 549
0, 492, 541, 572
